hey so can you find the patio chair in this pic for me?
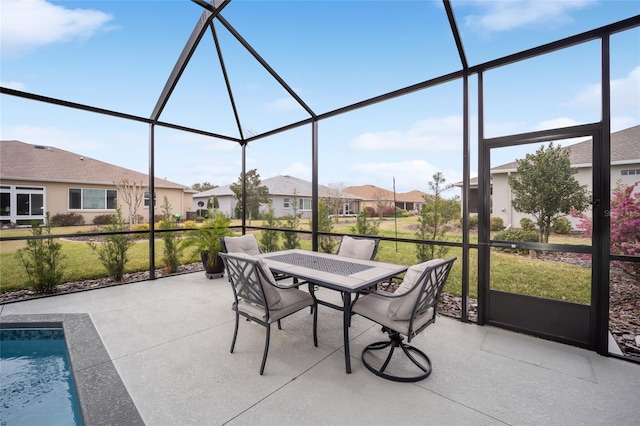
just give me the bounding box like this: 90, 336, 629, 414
221, 234, 296, 284
220, 252, 318, 375
352, 257, 456, 382
336, 235, 379, 261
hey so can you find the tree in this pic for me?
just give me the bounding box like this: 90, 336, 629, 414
415, 172, 455, 262
191, 182, 217, 192
230, 169, 270, 223
88, 204, 135, 281
324, 181, 347, 223
373, 189, 391, 220
16, 213, 66, 294
260, 203, 280, 252
114, 179, 148, 226
351, 208, 380, 235
159, 196, 183, 273
311, 199, 337, 253
508, 142, 590, 243
282, 189, 301, 249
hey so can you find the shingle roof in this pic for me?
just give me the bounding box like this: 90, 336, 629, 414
0, 140, 191, 190
195, 175, 362, 199
344, 185, 430, 202
492, 125, 640, 173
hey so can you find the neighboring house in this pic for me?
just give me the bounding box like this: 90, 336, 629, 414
343, 184, 429, 214
456, 125, 640, 228
193, 175, 363, 219
0, 140, 196, 225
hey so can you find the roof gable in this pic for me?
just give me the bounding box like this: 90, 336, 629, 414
491, 125, 640, 173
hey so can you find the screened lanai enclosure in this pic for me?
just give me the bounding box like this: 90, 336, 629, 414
1, 1, 639, 362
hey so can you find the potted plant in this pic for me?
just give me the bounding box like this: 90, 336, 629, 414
181, 210, 232, 279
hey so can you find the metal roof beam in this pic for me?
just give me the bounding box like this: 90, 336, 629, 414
150, 0, 230, 121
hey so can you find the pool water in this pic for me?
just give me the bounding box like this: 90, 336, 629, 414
0, 328, 84, 426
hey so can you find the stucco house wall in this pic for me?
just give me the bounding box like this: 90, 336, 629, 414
489, 126, 639, 230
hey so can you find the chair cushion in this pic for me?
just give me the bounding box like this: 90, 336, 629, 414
352, 293, 434, 337
224, 235, 261, 255
236, 287, 313, 323
337, 236, 376, 260
388, 259, 442, 321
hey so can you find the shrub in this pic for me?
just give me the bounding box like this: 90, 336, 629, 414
182, 220, 197, 229
131, 223, 150, 232
16, 214, 66, 294
460, 215, 478, 229
195, 216, 205, 223
365, 206, 376, 217
351, 209, 380, 236
552, 217, 572, 234
399, 209, 413, 218
490, 217, 505, 231
382, 206, 397, 217
88, 206, 135, 281
493, 228, 539, 254
520, 217, 536, 231
159, 196, 183, 273
51, 212, 84, 227
93, 214, 115, 225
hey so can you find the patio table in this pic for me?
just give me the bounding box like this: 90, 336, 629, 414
257, 249, 408, 373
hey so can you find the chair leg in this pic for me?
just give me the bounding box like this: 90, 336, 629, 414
312, 302, 318, 347
260, 323, 271, 375
277, 319, 282, 330
360, 330, 432, 382
230, 310, 240, 353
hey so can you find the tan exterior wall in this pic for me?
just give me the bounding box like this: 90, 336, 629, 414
0, 179, 193, 225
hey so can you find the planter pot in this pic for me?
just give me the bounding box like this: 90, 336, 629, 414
201, 251, 225, 279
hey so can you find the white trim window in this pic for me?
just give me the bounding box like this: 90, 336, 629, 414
283, 197, 290, 209
1, 185, 46, 224
298, 198, 312, 211
69, 188, 117, 210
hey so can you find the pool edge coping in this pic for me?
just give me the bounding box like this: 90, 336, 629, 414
1, 313, 144, 425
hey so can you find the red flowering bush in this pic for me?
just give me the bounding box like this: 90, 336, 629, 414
572, 181, 640, 279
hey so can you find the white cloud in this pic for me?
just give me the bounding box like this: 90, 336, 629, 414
1, 0, 113, 57
534, 117, 580, 131
349, 116, 463, 152
280, 162, 311, 180
266, 97, 301, 112
569, 66, 640, 111
0, 81, 26, 90
464, 0, 596, 33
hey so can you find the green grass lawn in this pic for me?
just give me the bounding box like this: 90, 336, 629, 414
0, 219, 591, 304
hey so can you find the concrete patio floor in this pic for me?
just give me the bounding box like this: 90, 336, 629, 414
1, 271, 639, 425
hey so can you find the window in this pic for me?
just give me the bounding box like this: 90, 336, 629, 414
298, 198, 312, 210
283, 198, 290, 208
621, 169, 640, 176
69, 188, 117, 210
144, 191, 157, 207
0, 191, 10, 217
1, 185, 45, 223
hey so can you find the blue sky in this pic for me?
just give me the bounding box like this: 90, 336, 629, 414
1, 0, 638, 196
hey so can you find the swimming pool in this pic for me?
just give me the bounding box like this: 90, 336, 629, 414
0, 314, 144, 425
1, 327, 84, 426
